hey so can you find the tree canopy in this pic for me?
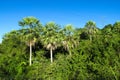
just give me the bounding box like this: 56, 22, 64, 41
0, 17, 120, 80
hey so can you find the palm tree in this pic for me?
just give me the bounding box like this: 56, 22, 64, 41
41, 22, 61, 63
62, 24, 78, 55
84, 21, 98, 41
19, 16, 40, 66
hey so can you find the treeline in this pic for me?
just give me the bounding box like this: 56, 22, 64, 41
0, 17, 120, 80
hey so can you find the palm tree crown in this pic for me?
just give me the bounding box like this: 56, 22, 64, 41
84, 21, 98, 41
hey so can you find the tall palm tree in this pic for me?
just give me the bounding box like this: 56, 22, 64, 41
19, 17, 40, 66
41, 22, 61, 63
62, 24, 78, 55
84, 21, 98, 41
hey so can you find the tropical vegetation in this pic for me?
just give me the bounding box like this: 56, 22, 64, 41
0, 17, 120, 80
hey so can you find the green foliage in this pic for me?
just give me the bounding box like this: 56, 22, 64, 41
0, 18, 120, 80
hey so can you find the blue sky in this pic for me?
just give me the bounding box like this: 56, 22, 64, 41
0, 0, 120, 42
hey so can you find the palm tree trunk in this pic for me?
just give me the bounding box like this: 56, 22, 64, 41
67, 45, 71, 55
30, 42, 32, 66
50, 48, 53, 63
